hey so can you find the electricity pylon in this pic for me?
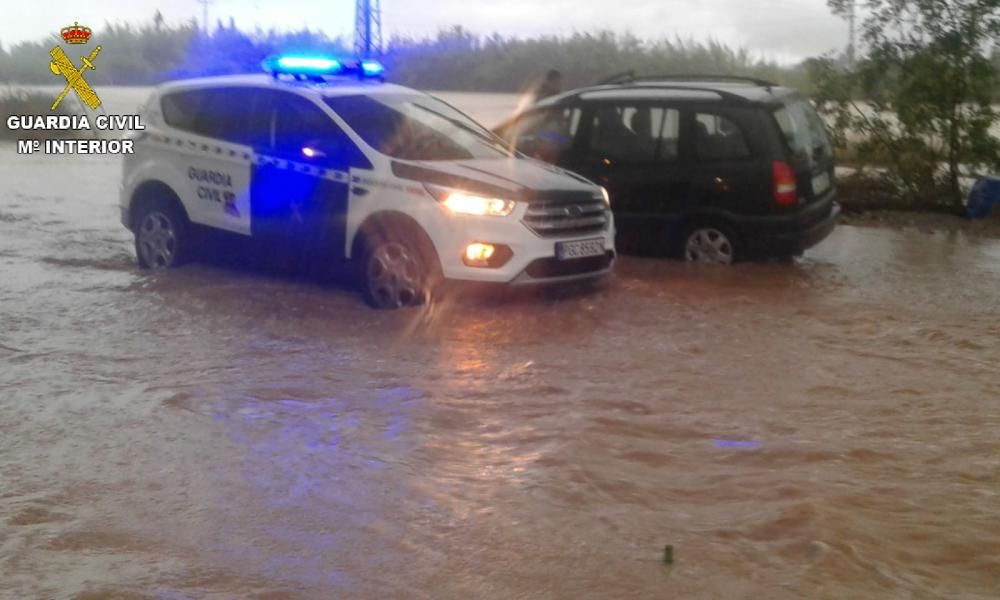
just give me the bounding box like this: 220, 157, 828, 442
354, 0, 383, 58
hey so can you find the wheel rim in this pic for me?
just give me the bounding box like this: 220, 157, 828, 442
366, 242, 425, 308
684, 227, 734, 264
137, 211, 178, 269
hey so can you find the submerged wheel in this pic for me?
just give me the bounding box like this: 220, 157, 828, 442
361, 232, 439, 309
681, 222, 741, 264
134, 198, 189, 270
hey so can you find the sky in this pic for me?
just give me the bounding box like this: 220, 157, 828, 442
3, 0, 848, 64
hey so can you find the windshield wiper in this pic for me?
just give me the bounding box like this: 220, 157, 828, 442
411, 103, 512, 154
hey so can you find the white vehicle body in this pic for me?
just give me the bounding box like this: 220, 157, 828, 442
120, 73, 615, 302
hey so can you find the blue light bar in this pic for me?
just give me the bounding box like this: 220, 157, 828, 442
361, 59, 385, 77
262, 54, 385, 80
278, 56, 341, 72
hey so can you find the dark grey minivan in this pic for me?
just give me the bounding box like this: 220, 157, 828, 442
495, 74, 840, 263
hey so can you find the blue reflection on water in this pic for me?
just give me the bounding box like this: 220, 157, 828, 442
713, 439, 760, 449
206, 383, 425, 591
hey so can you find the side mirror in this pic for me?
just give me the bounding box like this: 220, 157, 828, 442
301, 145, 326, 159
299, 139, 347, 168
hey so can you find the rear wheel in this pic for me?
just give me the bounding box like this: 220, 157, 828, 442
360, 230, 440, 309
134, 198, 190, 270
680, 222, 742, 264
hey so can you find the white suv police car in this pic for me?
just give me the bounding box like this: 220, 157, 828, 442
120, 56, 615, 308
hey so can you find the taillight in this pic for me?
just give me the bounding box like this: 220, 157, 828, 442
772, 160, 798, 206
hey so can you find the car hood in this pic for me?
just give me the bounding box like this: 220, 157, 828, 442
391, 157, 598, 202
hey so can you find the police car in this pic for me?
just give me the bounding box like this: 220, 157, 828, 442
120, 55, 615, 308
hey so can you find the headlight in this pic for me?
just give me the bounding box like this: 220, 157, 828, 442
425, 184, 516, 217
598, 186, 611, 207
443, 192, 515, 217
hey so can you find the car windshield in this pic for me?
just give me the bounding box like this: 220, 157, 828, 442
772, 98, 832, 169
324, 94, 512, 161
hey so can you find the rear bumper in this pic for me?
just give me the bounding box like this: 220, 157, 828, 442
737, 196, 840, 257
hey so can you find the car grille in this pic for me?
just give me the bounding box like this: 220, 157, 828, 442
522, 191, 610, 238
524, 251, 615, 279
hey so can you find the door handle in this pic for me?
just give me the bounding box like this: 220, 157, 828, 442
352, 186, 369, 196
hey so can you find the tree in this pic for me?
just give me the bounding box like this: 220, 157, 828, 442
816, 0, 1000, 210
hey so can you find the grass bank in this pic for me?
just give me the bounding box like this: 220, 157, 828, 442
0, 90, 79, 140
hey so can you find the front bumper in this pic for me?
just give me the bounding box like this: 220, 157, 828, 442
510, 251, 616, 285
433, 207, 616, 285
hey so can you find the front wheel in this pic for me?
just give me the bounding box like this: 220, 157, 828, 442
361, 234, 438, 309
680, 222, 742, 264
134, 199, 190, 270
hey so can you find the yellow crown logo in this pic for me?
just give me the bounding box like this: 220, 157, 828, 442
60, 22, 92, 45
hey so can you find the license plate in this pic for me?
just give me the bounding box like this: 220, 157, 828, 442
556, 238, 605, 260
812, 172, 831, 195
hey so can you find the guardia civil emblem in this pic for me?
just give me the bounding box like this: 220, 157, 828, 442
49, 21, 102, 111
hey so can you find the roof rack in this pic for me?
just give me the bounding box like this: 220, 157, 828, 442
596, 70, 636, 85
598, 72, 777, 89
575, 83, 753, 104
638, 74, 777, 88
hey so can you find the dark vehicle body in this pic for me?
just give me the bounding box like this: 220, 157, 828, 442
494, 76, 840, 262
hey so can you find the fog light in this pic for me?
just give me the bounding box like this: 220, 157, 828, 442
462, 242, 512, 268
465, 242, 495, 264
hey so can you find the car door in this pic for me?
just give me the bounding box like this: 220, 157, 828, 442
251, 91, 366, 260
574, 101, 691, 252
162, 87, 256, 235
687, 108, 769, 215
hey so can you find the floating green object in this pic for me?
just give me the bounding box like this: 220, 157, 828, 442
663, 544, 674, 564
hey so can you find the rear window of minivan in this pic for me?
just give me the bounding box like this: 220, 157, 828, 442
772, 99, 832, 168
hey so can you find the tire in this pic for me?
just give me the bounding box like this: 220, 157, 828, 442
133, 197, 190, 270
678, 221, 742, 264
359, 227, 440, 309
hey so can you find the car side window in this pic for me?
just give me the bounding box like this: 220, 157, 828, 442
161, 91, 201, 133
272, 93, 370, 168
587, 104, 679, 162
197, 88, 272, 146
694, 112, 750, 160
160, 87, 270, 148
508, 106, 581, 163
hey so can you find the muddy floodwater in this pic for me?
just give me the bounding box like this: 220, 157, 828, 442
2, 93, 1000, 599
